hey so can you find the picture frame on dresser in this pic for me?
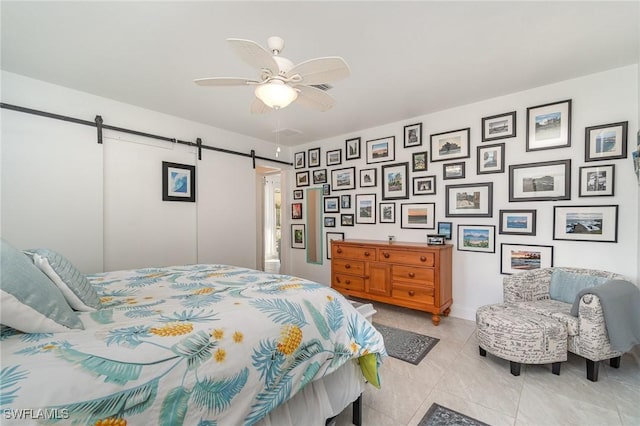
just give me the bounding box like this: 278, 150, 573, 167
366, 136, 395, 164
526, 99, 571, 151
345, 137, 361, 160
579, 164, 615, 197
457, 225, 496, 253
552, 205, 618, 243
499, 209, 537, 236
509, 159, 571, 202
482, 111, 516, 142
355, 194, 376, 224
325, 232, 344, 259
381, 162, 410, 200
500, 243, 553, 275
584, 121, 628, 162
400, 202, 435, 229
379, 202, 396, 223
430, 128, 470, 162
291, 224, 306, 249
437, 221, 453, 240
404, 122, 422, 147
445, 182, 493, 218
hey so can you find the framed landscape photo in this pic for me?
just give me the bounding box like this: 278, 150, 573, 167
341, 214, 354, 226
379, 202, 396, 223
291, 203, 303, 220
404, 123, 422, 148
308, 147, 321, 167
579, 164, 615, 197
162, 161, 196, 202
526, 99, 571, 151
553, 205, 618, 243
585, 121, 628, 162
443, 162, 465, 180
331, 167, 356, 191
482, 111, 516, 142
400, 202, 435, 229
366, 136, 395, 164
323, 196, 339, 213
430, 128, 470, 162
355, 193, 376, 224
501, 243, 553, 275
499, 209, 536, 236
326, 232, 344, 260
345, 137, 361, 160
326, 149, 342, 166
324, 216, 336, 228
340, 194, 351, 209
437, 221, 453, 240
293, 189, 303, 200
296, 171, 310, 187
445, 182, 493, 218
412, 151, 428, 172
477, 143, 505, 174
509, 159, 571, 202
294, 151, 305, 169
413, 175, 436, 195
457, 225, 495, 253
312, 168, 327, 184
360, 168, 377, 187
381, 162, 409, 200
291, 224, 306, 249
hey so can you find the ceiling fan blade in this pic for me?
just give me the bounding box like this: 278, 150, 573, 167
286, 57, 350, 85
294, 85, 336, 112
227, 38, 279, 74
194, 77, 258, 86
250, 97, 270, 115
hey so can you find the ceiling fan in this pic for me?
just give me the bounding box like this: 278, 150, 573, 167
194, 36, 350, 113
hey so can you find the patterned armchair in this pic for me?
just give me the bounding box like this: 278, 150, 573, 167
503, 267, 626, 381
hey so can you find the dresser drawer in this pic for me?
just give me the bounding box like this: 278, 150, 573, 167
333, 274, 365, 292
332, 259, 365, 276
378, 249, 434, 267
392, 283, 435, 305
392, 265, 434, 284
332, 244, 375, 261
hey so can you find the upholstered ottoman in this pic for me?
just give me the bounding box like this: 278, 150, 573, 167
476, 303, 567, 376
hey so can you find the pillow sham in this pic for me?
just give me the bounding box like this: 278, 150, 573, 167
24, 248, 101, 311
0, 239, 84, 333
549, 269, 609, 304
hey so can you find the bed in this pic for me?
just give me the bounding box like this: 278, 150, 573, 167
0, 253, 387, 426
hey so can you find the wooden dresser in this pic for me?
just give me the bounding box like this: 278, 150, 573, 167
331, 239, 453, 325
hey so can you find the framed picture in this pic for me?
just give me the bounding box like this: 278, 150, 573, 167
341, 214, 354, 226
330, 167, 356, 191
509, 159, 571, 202
457, 225, 496, 253
162, 161, 196, 202
445, 182, 493, 218
579, 164, 615, 197
499, 209, 537, 236
381, 162, 409, 200
400, 203, 435, 229
584, 121, 628, 162
482, 111, 516, 142
296, 171, 310, 187
345, 137, 361, 160
294, 151, 305, 169
360, 168, 377, 187
526, 99, 571, 151
437, 221, 452, 240
308, 147, 321, 167
366, 136, 395, 164
412, 151, 428, 172
324, 216, 336, 228
312, 168, 327, 185
379, 202, 396, 223
293, 190, 303, 200
413, 175, 436, 195
291, 203, 303, 220
322, 184, 330, 195
501, 243, 553, 275
323, 196, 339, 213
553, 205, 618, 243
355, 194, 376, 224
326, 232, 344, 260
443, 162, 465, 180
427, 235, 446, 245
291, 224, 306, 249
477, 143, 505, 174
327, 149, 342, 166
430, 128, 470, 163
340, 194, 351, 209
404, 123, 422, 147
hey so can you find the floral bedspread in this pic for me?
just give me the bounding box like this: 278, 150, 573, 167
0, 264, 386, 425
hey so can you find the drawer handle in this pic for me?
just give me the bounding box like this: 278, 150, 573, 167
420, 256, 427, 262
383, 252, 390, 258
408, 272, 415, 278
364, 251, 370, 257
337, 248, 343, 254
345, 264, 351, 269
408, 290, 415, 296
345, 280, 351, 285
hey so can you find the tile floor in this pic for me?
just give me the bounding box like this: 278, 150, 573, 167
335, 302, 640, 426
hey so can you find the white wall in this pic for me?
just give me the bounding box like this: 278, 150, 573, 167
286, 65, 639, 321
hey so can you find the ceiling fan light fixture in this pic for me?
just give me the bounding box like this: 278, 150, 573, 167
254, 80, 298, 109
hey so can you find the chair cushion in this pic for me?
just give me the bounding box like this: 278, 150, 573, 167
513, 300, 579, 336
549, 269, 609, 304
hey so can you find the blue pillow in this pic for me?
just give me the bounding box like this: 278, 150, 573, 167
0, 239, 84, 332
549, 269, 609, 304
24, 248, 101, 311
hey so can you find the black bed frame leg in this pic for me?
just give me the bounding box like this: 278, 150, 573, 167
352, 393, 362, 426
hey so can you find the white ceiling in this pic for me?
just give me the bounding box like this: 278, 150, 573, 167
1, 1, 638, 146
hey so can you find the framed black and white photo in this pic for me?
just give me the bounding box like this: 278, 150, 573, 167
323, 196, 340, 213
437, 222, 452, 240
366, 136, 395, 164
360, 168, 377, 187
312, 168, 327, 185
526, 99, 571, 151
430, 128, 470, 162
326, 232, 344, 260
412, 151, 428, 172
296, 171, 310, 187
499, 209, 537, 236
293, 189, 303, 200
330, 167, 356, 191
308, 147, 321, 167
294, 151, 305, 169
379, 202, 396, 223
355, 194, 376, 224
445, 182, 493, 218
482, 111, 516, 142
381, 162, 409, 200
340, 194, 351, 209
509, 159, 571, 202
404, 123, 422, 148
291, 224, 306, 249
291, 203, 303, 220
327, 149, 342, 166
400, 202, 435, 229
585, 121, 628, 162
477, 143, 505, 174
322, 184, 330, 196
345, 137, 361, 160
553, 205, 618, 243
413, 175, 436, 195
457, 225, 495, 253
162, 161, 196, 202
579, 164, 615, 197
501, 243, 553, 275
324, 216, 336, 228
341, 214, 354, 226
443, 162, 465, 180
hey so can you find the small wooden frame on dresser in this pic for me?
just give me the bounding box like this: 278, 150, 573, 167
330, 239, 453, 325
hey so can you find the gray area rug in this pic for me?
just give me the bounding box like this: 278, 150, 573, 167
418, 403, 490, 426
373, 322, 439, 365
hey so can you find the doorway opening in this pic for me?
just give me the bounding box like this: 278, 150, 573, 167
257, 166, 281, 273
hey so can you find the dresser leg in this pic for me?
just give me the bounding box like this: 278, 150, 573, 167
431, 314, 441, 326
443, 308, 451, 317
